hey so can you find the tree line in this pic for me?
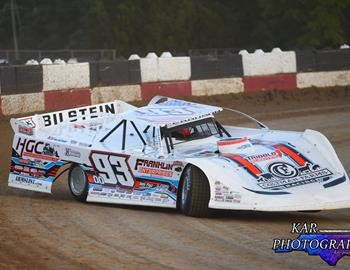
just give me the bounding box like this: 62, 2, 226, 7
0, 0, 349, 57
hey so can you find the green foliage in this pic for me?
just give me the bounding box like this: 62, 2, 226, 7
257, 0, 350, 48
0, 0, 349, 55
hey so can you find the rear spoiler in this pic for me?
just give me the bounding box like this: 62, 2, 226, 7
10, 100, 136, 134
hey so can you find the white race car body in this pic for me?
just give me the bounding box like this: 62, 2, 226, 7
8, 96, 350, 212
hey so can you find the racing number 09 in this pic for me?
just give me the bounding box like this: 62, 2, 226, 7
89, 152, 135, 188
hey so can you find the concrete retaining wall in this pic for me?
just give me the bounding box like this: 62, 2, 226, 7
297, 70, 350, 88
244, 73, 297, 92
192, 78, 243, 96
140, 53, 191, 83
91, 85, 141, 104
44, 88, 91, 111
1, 92, 45, 115
42, 63, 90, 91
158, 56, 191, 82
241, 49, 296, 76
1, 47, 350, 116
140, 57, 158, 83
141, 81, 192, 101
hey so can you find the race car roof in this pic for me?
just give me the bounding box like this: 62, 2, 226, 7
123, 99, 222, 127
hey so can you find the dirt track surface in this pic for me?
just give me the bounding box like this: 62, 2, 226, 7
1, 87, 350, 269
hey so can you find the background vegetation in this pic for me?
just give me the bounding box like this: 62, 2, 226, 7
0, 0, 349, 56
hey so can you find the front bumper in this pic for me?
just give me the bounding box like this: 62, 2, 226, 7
209, 175, 350, 211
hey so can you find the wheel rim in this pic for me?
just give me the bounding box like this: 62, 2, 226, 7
181, 167, 191, 206
70, 166, 86, 196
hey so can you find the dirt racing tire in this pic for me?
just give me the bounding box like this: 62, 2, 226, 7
68, 164, 88, 202
179, 165, 210, 217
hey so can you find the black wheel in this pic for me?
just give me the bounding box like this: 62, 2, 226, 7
179, 165, 210, 217
68, 165, 88, 202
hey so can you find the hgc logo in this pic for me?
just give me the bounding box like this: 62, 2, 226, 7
15, 137, 45, 156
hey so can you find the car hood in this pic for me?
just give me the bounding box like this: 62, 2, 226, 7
185, 129, 348, 195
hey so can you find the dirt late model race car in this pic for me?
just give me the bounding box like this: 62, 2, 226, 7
8, 96, 350, 217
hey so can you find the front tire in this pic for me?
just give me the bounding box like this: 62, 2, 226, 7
179, 165, 210, 217
68, 165, 88, 202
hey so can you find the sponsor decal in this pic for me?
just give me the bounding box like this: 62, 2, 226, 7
12, 165, 46, 178
269, 162, 299, 178
20, 117, 36, 128
18, 158, 36, 166
273, 222, 350, 266
79, 142, 92, 147
69, 139, 91, 147
135, 159, 175, 177
15, 138, 59, 161
88, 184, 175, 204
47, 136, 68, 143
14, 175, 42, 187
74, 124, 86, 129
214, 195, 224, 201
22, 152, 59, 162
41, 103, 116, 127
224, 193, 242, 203
42, 143, 59, 157
65, 148, 81, 158
19, 125, 34, 135
10, 156, 62, 180
222, 143, 333, 190
173, 161, 184, 166
161, 100, 197, 107
214, 181, 241, 203
15, 175, 35, 184
136, 107, 195, 117
135, 159, 174, 170
246, 150, 282, 163
257, 162, 332, 189
237, 143, 252, 150
89, 122, 103, 131
138, 167, 173, 177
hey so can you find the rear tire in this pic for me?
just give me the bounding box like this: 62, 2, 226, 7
68, 165, 88, 202
179, 165, 210, 217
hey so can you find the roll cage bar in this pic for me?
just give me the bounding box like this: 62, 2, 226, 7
161, 118, 231, 153
99, 119, 147, 150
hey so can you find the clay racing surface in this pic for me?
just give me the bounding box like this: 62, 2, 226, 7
1, 87, 350, 269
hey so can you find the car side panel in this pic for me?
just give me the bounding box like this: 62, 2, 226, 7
8, 134, 65, 193
84, 150, 186, 208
